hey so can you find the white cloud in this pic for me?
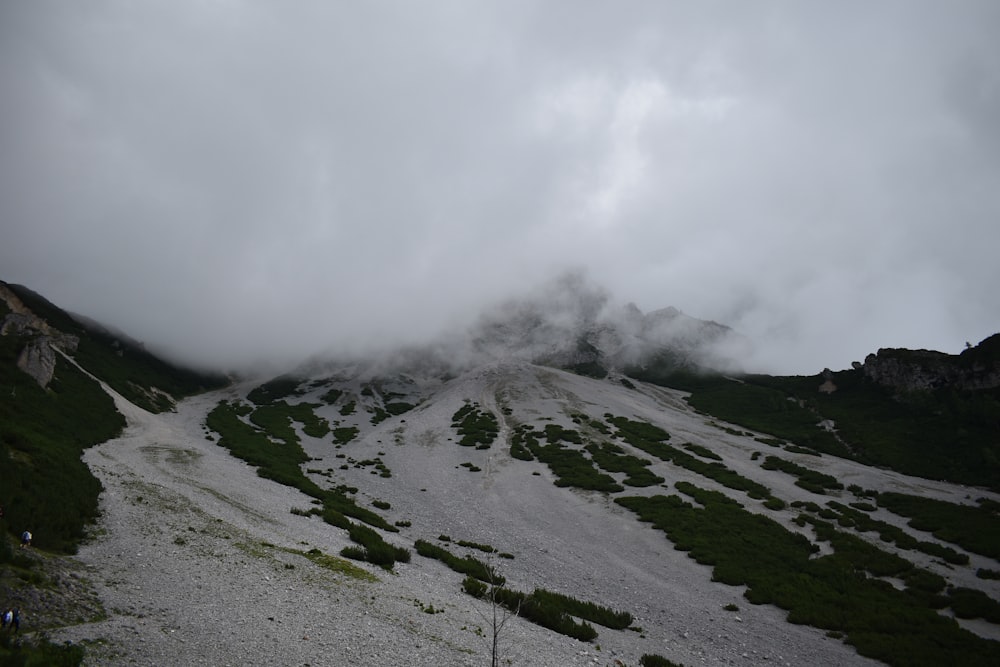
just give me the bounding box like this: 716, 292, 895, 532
1, 0, 998, 371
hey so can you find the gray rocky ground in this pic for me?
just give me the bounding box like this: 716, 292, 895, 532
41, 363, 1000, 665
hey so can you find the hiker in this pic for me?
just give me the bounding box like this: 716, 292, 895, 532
20, 531, 31, 548
11, 609, 19, 634
1, 609, 11, 630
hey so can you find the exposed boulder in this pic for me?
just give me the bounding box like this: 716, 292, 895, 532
1, 284, 80, 388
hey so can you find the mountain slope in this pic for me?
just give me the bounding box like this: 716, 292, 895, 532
62, 355, 993, 666
629, 336, 1000, 492
3, 280, 1000, 666
0, 280, 227, 555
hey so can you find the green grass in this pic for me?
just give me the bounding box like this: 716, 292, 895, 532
1, 340, 122, 554
1, 283, 225, 554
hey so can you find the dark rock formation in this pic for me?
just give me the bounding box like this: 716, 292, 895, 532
1, 285, 80, 388
862, 334, 1000, 392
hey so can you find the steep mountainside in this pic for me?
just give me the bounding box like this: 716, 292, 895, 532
0, 280, 227, 553
631, 335, 1000, 492
3, 280, 1000, 666
861, 334, 1000, 392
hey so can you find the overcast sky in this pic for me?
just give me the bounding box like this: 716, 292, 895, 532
2, 1, 998, 373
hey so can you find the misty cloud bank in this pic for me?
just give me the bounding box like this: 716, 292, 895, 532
1, 1, 998, 373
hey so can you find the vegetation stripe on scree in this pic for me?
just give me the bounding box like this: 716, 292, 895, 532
615, 482, 1000, 667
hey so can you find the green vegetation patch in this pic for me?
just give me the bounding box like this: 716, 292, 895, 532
605, 415, 671, 444
1, 344, 122, 554
615, 482, 1000, 666
462, 578, 631, 642
247, 376, 303, 405
333, 426, 360, 444
604, 413, 775, 500
7, 283, 226, 413
298, 547, 377, 582
206, 400, 396, 541
0, 633, 85, 666
817, 501, 969, 565
451, 402, 499, 448
760, 456, 844, 495
682, 442, 723, 461
877, 493, 1000, 561
632, 360, 1000, 491
640, 655, 685, 667
415, 540, 503, 584
509, 425, 536, 461
340, 523, 410, 571
385, 402, 415, 415
524, 434, 623, 493
320, 388, 344, 404
585, 442, 664, 487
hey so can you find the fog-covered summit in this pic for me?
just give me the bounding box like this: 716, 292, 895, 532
302, 274, 749, 381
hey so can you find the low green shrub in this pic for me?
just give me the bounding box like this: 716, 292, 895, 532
877, 492, 1000, 559
615, 483, 1000, 666
585, 442, 664, 487
452, 402, 499, 448
640, 655, 686, 667
0, 632, 86, 666
415, 540, 502, 584
344, 523, 409, 570
682, 443, 723, 461
247, 376, 303, 404
760, 456, 843, 494
333, 427, 359, 444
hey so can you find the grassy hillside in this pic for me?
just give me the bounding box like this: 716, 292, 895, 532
628, 361, 1000, 491
1, 282, 229, 556
6, 283, 227, 412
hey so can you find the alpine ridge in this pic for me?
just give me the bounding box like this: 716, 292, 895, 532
2, 279, 999, 667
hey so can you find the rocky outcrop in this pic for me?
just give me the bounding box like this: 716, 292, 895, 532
862, 334, 1000, 392
465, 275, 747, 377
1, 284, 79, 388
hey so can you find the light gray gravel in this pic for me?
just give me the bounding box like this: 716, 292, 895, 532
53, 363, 998, 665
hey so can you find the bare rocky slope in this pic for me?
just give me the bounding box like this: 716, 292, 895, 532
46, 359, 1000, 666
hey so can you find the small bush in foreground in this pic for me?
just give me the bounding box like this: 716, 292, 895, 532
640, 654, 686, 667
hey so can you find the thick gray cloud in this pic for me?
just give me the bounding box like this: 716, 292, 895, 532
2, 1, 998, 373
